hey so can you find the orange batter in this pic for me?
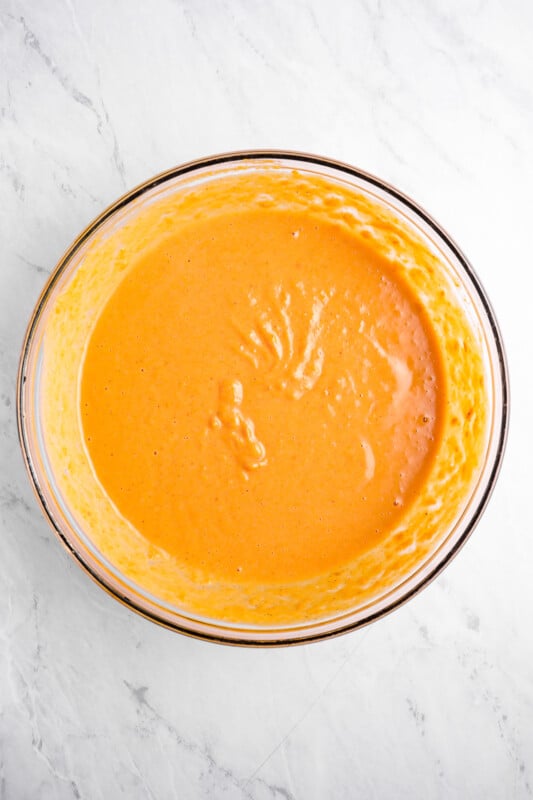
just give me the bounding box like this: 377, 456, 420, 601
81, 208, 443, 584
41, 164, 488, 625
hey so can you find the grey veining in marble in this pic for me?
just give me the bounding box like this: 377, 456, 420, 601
1, 1, 532, 797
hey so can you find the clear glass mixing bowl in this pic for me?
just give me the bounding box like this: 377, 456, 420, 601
17, 151, 509, 645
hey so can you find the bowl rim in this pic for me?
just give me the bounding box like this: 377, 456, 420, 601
16, 149, 510, 647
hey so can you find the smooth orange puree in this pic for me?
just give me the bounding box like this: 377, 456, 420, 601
81, 208, 443, 584
42, 166, 488, 624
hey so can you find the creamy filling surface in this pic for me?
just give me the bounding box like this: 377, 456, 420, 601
42, 166, 488, 624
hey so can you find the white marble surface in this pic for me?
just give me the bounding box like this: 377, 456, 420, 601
1, 1, 532, 797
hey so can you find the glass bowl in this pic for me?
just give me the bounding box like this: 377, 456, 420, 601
17, 151, 509, 646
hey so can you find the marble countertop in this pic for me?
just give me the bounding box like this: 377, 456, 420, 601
1, 1, 532, 797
